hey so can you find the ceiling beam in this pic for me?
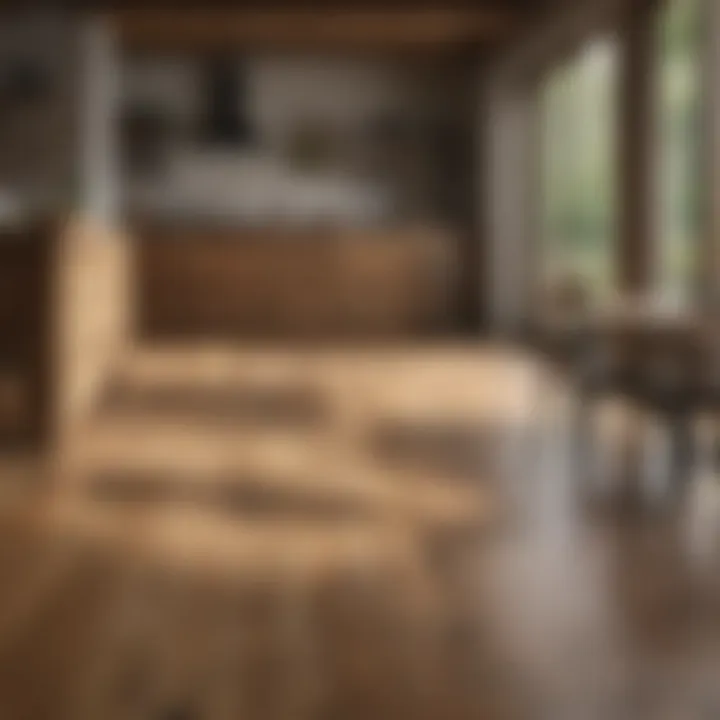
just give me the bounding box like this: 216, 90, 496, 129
114, 9, 517, 53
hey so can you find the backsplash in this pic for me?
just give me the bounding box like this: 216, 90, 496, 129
121, 55, 466, 225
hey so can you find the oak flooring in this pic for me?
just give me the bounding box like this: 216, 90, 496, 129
0, 346, 719, 719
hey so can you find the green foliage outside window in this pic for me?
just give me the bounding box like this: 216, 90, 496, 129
540, 0, 703, 306
541, 39, 618, 302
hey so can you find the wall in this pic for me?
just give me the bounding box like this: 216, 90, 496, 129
0, 13, 125, 223
121, 55, 466, 225
0, 12, 82, 220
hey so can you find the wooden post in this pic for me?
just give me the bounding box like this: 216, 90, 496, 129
617, 0, 660, 296
457, 57, 486, 334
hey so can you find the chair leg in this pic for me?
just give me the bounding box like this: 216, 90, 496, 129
669, 410, 694, 491
613, 400, 650, 505
640, 411, 672, 503
693, 414, 716, 483
529, 359, 563, 475
570, 389, 598, 488
585, 395, 628, 499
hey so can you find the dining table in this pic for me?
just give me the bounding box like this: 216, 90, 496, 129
538, 297, 719, 498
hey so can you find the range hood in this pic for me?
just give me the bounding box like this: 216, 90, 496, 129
200, 55, 254, 147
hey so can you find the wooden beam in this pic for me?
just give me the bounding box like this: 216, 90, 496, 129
113, 9, 515, 53
617, 0, 659, 295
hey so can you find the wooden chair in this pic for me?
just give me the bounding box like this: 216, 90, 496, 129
580, 322, 708, 501
528, 275, 596, 409
527, 276, 611, 487
685, 325, 720, 487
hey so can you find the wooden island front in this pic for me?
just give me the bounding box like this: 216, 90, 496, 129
133, 225, 458, 340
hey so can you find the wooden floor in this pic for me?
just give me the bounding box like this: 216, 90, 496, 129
3, 345, 720, 719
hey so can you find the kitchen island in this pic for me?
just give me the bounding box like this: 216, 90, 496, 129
132, 223, 458, 340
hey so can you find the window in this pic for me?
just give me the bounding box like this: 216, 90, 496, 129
540, 39, 618, 305
657, 0, 702, 304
